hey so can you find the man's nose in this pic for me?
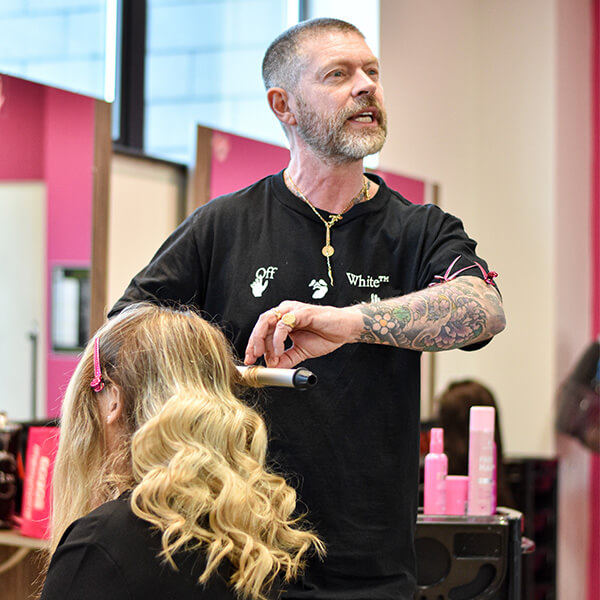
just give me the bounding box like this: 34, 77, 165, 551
352, 71, 377, 97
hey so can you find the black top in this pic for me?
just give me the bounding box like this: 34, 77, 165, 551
110, 172, 497, 599
40, 495, 247, 600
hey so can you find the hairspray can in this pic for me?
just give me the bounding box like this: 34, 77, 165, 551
467, 406, 496, 515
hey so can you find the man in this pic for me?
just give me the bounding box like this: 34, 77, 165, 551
110, 18, 505, 599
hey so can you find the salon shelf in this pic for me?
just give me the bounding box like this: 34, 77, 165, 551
0, 529, 48, 550
0, 529, 48, 600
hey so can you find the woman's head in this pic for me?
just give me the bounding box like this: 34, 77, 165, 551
438, 380, 498, 436
66, 302, 240, 441
52, 304, 243, 544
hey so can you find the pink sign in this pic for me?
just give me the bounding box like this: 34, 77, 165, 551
20, 426, 60, 539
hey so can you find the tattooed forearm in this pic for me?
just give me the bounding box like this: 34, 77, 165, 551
356, 277, 505, 351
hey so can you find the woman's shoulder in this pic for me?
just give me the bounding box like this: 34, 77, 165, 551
48, 495, 236, 600
58, 493, 139, 548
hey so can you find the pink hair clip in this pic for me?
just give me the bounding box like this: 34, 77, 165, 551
90, 337, 105, 392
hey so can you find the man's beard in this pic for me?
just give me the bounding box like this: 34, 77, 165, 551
294, 94, 388, 164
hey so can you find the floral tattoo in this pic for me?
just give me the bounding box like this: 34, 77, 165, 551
357, 277, 503, 351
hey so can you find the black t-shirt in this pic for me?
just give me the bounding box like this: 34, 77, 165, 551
41, 495, 243, 600
110, 172, 496, 599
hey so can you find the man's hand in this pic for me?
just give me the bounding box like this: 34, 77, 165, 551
244, 301, 363, 368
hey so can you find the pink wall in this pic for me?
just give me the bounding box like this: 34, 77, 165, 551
210, 130, 289, 198
44, 87, 95, 417
0, 76, 44, 180
592, 0, 600, 339
0, 74, 96, 418
371, 169, 426, 205
588, 1, 600, 598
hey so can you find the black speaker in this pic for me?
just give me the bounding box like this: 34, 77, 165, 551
504, 458, 557, 600
414, 508, 523, 600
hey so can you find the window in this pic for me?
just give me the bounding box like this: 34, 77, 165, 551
0, 0, 380, 166
144, 0, 291, 164
0, 0, 116, 103
144, 0, 380, 165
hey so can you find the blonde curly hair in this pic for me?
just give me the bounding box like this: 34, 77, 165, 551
50, 303, 323, 599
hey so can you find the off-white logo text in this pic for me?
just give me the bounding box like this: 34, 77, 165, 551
251, 266, 278, 297
346, 272, 390, 288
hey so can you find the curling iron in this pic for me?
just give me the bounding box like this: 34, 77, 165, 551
236, 366, 317, 390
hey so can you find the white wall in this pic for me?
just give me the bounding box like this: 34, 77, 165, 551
379, 1, 593, 596
379, 0, 591, 458
0, 182, 46, 422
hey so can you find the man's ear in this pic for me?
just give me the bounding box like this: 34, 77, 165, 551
267, 87, 297, 127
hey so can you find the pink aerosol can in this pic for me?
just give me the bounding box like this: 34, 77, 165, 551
424, 428, 448, 515
467, 406, 496, 515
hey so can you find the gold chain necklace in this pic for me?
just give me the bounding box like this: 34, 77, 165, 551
285, 170, 370, 286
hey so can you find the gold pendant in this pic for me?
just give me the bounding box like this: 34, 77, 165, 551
322, 244, 335, 257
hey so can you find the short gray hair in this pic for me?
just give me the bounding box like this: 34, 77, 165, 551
262, 18, 364, 92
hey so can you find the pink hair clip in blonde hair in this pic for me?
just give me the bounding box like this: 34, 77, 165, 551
90, 337, 105, 392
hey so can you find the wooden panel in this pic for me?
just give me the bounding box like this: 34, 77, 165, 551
90, 99, 113, 334
0, 544, 48, 600
190, 125, 212, 214
107, 153, 186, 309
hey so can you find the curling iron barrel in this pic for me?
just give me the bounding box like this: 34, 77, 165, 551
237, 366, 317, 390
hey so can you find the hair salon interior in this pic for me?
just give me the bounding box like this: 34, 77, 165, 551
0, 1, 598, 599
